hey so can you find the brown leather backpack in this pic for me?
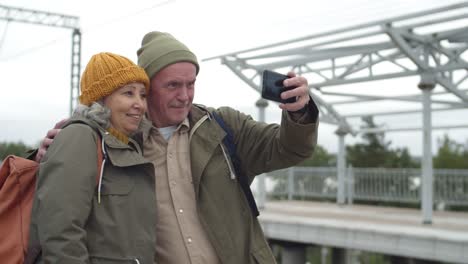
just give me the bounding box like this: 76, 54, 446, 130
0, 136, 103, 264
0, 156, 38, 264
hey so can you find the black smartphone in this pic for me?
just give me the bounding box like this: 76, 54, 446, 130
261, 70, 296, 104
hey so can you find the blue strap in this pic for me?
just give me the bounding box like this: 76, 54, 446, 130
212, 112, 260, 217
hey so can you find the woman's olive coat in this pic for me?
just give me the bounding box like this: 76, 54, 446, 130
27, 117, 156, 264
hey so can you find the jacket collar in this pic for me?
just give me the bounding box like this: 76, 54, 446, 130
140, 103, 211, 141
66, 116, 137, 147
188, 104, 210, 126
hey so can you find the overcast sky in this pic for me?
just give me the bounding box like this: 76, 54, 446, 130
1, 0, 467, 156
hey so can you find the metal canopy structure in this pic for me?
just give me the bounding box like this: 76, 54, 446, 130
206, 2, 468, 224
0, 4, 81, 115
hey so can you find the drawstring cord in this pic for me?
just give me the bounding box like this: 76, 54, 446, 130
98, 138, 107, 204
203, 113, 236, 180
219, 143, 236, 180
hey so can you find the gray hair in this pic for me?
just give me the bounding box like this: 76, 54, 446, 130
73, 102, 111, 129
73, 102, 146, 136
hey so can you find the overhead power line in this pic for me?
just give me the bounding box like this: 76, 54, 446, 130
0, 0, 175, 61
80, 0, 175, 34
0, 20, 9, 54
0, 38, 61, 62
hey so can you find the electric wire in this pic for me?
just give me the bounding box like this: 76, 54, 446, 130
0, 0, 174, 62
80, 0, 174, 34
0, 38, 61, 62
0, 21, 9, 55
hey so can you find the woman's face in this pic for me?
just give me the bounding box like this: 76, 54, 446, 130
103, 82, 147, 135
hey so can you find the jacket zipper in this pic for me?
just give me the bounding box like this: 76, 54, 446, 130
90, 255, 141, 263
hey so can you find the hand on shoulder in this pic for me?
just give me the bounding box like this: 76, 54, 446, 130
35, 118, 68, 162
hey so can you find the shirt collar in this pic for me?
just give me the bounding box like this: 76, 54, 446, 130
143, 117, 191, 141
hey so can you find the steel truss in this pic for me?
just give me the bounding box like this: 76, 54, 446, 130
205, 2, 468, 135
0, 4, 81, 115
206, 2, 468, 224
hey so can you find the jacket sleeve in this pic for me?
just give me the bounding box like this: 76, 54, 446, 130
35, 124, 99, 264
217, 104, 319, 182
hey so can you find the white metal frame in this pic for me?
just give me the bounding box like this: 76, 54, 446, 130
205, 2, 468, 224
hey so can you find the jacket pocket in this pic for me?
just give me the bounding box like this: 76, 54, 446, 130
99, 168, 134, 196
90, 255, 141, 264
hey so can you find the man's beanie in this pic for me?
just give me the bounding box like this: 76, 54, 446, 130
137, 31, 199, 79
80, 52, 150, 106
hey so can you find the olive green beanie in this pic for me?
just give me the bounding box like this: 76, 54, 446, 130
137, 31, 199, 79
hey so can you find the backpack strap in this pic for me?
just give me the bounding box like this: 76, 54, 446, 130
211, 112, 260, 217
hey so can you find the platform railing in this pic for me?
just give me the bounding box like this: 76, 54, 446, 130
254, 166, 468, 208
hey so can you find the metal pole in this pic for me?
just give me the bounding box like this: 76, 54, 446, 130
335, 126, 347, 205
70, 28, 81, 116
347, 165, 354, 205
256, 98, 268, 209
288, 167, 294, 200
418, 73, 435, 224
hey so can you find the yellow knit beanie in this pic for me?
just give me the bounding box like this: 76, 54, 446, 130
79, 52, 150, 106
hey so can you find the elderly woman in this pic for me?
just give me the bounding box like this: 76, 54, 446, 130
26, 52, 156, 264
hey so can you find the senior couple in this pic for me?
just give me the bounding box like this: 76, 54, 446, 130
27, 31, 319, 264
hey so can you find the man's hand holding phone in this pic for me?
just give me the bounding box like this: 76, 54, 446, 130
261, 70, 310, 112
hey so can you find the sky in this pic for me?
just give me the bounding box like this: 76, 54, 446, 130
1, 0, 467, 156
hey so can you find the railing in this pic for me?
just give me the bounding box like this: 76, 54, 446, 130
255, 167, 468, 208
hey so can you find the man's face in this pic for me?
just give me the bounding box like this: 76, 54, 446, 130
147, 62, 196, 128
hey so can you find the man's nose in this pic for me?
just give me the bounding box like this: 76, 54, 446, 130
178, 87, 189, 100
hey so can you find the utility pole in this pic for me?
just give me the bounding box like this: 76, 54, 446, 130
0, 4, 81, 115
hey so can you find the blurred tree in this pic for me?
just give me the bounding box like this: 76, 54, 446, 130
347, 116, 390, 167
0, 141, 31, 160
386, 147, 419, 168
433, 134, 468, 169
299, 145, 335, 167
346, 116, 418, 168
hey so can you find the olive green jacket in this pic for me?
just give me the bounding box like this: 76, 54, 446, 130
27, 117, 156, 264
155, 103, 318, 264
